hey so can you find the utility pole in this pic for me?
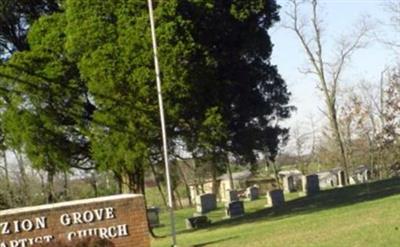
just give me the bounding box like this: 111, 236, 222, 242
146, 0, 177, 246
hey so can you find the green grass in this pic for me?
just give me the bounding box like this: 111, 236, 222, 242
151, 178, 400, 247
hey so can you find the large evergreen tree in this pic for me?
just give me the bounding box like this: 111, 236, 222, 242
66, 0, 195, 193
0, 13, 93, 202
0, 0, 59, 56
0, 0, 61, 204
178, 0, 293, 191
0, 0, 292, 198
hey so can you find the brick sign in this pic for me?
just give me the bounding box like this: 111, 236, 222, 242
0, 194, 150, 247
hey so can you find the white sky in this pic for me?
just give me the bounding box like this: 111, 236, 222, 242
271, 0, 398, 152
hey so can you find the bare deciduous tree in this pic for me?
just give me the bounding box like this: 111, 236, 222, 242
379, 0, 400, 53
291, 124, 308, 173
284, 0, 370, 182
0, 150, 13, 207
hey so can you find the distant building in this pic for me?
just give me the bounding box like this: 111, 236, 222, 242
189, 170, 277, 202
349, 165, 372, 184
316, 169, 338, 189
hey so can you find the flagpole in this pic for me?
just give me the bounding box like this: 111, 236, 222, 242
146, 0, 177, 246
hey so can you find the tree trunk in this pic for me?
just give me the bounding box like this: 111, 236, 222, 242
121, 173, 130, 194
270, 159, 281, 189
176, 161, 193, 207
328, 102, 349, 184
13, 151, 30, 205
47, 168, 55, 203
114, 172, 123, 193
2, 151, 13, 207
121, 167, 145, 194
227, 154, 234, 190
62, 171, 69, 200
211, 161, 218, 196
174, 190, 183, 209
90, 172, 98, 197
38, 171, 46, 197
149, 162, 168, 207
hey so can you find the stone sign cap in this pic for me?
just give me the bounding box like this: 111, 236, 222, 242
0, 194, 141, 216
0, 194, 150, 247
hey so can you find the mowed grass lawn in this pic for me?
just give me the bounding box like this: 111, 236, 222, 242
152, 178, 400, 247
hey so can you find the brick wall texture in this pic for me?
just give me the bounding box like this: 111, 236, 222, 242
0, 194, 150, 247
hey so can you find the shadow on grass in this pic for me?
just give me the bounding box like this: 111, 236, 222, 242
210, 177, 400, 229
191, 236, 238, 247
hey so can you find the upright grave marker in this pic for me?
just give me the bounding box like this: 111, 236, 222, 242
0, 194, 150, 247
302, 174, 320, 196
225, 190, 238, 202
337, 170, 346, 187
266, 189, 285, 207
195, 193, 217, 214
283, 176, 296, 193
147, 206, 161, 228
246, 186, 259, 201
225, 201, 245, 218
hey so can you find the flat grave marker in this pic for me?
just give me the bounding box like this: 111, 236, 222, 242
185, 216, 210, 230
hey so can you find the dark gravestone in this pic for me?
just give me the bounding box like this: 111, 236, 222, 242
225, 201, 245, 218
266, 189, 285, 207
283, 176, 296, 193
288, 176, 295, 191
337, 170, 346, 187
185, 215, 211, 230
302, 174, 320, 196
246, 186, 259, 201
147, 207, 161, 228
196, 193, 217, 214
225, 189, 239, 202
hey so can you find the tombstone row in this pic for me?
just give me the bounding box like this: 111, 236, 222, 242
282, 174, 321, 195
184, 175, 321, 230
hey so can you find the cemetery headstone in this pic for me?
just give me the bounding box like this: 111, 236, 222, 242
337, 170, 346, 187
282, 176, 289, 192
266, 189, 285, 207
0, 194, 150, 247
225, 201, 245, 218
196, 193, 217, 214
225, 189, 239, 202
283, 176, 296, 193
246, 186, 259, 201
288, 176, 295, 191
302, 174, 320, 195
147, 206, 161, 228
